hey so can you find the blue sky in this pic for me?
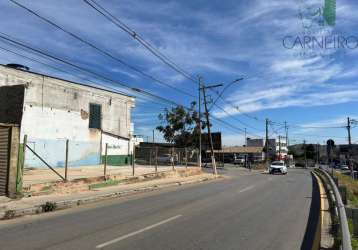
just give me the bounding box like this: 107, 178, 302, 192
0, 0, 357, 145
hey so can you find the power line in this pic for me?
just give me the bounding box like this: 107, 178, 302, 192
3, 2, 277, 139
210, 91, 265, 122
83, 0, 197, 83
211, 116, 262, 138
8, 0, 195, 98
205, 87, 265, 133
290, 133, 347, 139
219, 96, 348, 130
0, 32, 256, 139
0, 44, 174, 111
0, 32, 187, 108
212, 104, 263, 135
289, 124, 346, 129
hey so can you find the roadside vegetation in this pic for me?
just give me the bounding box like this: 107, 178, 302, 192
348, 219, 358, 250
333, 171, 358, 249
334, 172, 358, 207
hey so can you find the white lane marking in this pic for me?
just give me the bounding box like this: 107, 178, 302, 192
238, 185, 255, 193
96, 215, 182, 249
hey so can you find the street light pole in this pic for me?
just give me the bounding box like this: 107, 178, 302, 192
208, 78, 243, 111
202, 86, 217, 175
198, 78, 242, 175
200, 83, 223, 176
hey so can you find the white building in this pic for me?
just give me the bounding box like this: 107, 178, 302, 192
0, 64, 135, 168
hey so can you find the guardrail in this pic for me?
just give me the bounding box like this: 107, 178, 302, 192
316, 168, 352, 250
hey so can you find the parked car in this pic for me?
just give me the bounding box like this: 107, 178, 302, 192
340, 164, 350, 171
269, 161, 287, 175
233, 156, 245, 165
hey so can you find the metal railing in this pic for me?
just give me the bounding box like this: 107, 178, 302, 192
317, 168, 352, 250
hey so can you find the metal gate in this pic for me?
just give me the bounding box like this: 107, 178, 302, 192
0, 126, 10, 196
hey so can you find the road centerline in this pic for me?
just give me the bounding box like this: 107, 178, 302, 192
96, 214, 183, 249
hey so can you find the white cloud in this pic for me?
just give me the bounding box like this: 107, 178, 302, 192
0, 0, 357, 122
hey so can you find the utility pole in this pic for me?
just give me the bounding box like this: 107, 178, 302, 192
348, 117, 352, 146
347, 117, 353, 177
285, 121, 289, 147
304, 140, 307, 168
265, 118, 269, 166
198, 77, 202, 169
200, 83, 223, 175
152, 129, 155, 143
244, 128, 247, 146
278, 135, 281, 160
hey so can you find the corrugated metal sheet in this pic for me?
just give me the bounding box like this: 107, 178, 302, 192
0, 126, 10, 196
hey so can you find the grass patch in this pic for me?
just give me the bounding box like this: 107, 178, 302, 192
348, 219, 358, 250
89, 179, 123, 190
334, 172, 358, 207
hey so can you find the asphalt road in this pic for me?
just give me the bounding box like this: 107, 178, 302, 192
0, 167, 317, 250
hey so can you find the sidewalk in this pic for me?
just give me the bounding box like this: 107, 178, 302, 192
23, 164, 176, 187
1, 169, 219, 220
23, 165, 196, 195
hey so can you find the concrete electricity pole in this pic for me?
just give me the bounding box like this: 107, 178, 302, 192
348, 117, 352, 146
285, 121, 289, 147
200, 83, 223, 175
304, 140, 307, 169
347, 117, 353, 177
244, 128, 247, 146
198, 77, 203, 169
265, 118, 269, 166
278, 135, 281, 159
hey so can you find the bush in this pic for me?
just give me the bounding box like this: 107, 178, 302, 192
41, 202, 57, 212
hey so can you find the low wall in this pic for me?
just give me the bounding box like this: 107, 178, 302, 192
25, 138, 101, 168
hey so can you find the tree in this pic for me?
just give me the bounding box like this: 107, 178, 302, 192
156, 102, 207, 148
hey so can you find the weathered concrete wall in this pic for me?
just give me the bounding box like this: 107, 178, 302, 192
0, 65, 135, 168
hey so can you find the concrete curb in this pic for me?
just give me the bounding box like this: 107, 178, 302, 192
0, 175, 220, 220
